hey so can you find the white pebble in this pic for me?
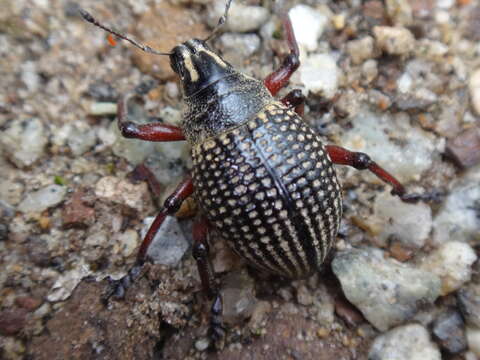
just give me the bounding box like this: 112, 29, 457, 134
421, 241, 478, 295
207, 0, 269, 33
289, 5, 328, 52
468, 68, 480, 115
300, 53, 339, 99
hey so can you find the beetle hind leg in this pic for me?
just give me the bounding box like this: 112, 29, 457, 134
102, 175, 194, 304
192, 217, 226, 347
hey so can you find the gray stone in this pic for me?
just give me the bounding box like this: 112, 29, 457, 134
207, 0, 269, 33
371, 190, 432, 248
67, 123, 97, 156
432, 309, 467, 354
421, 241, 477, 296
47, 260, 92, 302
433, 165, 480, 245
340, 110, 437, 183
18, 184, 67, 213
458, 283, 480, 328
218, 33, 261, 67
369, 323, 441, 360
1, 118, 47, 168
143, 216, 189, 267
332, 247, 441, 331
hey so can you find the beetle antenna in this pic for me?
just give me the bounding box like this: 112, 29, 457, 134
204, 0, 233, 42
79, 8, 172, 56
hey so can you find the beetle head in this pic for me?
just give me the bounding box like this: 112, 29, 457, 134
170, 39, 234, 97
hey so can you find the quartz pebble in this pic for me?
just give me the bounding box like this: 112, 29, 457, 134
300, 54, 339, 99
289, 5, 328, 52
1, 118, 47, 168
332, 247, 441, 331
421, 241, 477, 296
18, 185, 67, 213
373, 26, 415, 55
143, 216, 189, 266
371, 190, 432, 248
433, 165, 480, 244
346, 36, 375, 65
369, 323, 441, 360
340, 110, 436, 182
47, 260, 92, 302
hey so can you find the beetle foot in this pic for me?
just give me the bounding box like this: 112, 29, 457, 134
101, 262, 144, 305
392, 189, 445, 204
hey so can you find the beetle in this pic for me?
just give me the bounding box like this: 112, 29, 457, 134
80, 0, 423, 343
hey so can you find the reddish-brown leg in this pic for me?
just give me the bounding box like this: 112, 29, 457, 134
117, 92, 185, 141
103, 175, 194, 301
281, 89, 305, 116
325, 145, 423, 202
192, 218, 225, 343
264, 16, 300, 96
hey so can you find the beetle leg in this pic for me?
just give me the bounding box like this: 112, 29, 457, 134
325, 145, 425, 203
117, 92, 185, 141
281, 89, 305, 116
264, 16, 300, 96
103, 175, 194, 303
192, 217, 226, 345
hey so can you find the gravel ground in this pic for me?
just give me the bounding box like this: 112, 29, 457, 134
1, 0, 479, 359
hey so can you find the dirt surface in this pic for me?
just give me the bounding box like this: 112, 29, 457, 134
1, 0, 479, 359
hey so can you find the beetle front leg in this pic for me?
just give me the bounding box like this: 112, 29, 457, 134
325, 145, 426, 203
281, 89, 305, 116
192, 217, 226, 345
264, 15, 300, 96
117, 92, 185, 141
103, 175, 194, 302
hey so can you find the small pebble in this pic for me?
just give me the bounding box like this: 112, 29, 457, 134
446, 127, 480, 168
95, 176, 151, 213
370, 190, 432, 248
18, 184, 67, 213
115, 229, 139, 258
347, 36, 376, 65
47, 260, 91, 302
207, 0, 269, 33
467, 327, 480, 357
433, 166, 480, 244
62, 189, 95, 228
289, 5, 328, 52
88, 102, 117, 116
195, 337, 210, 352
468, 69, 480, 115
421, 241, 477, 296
373, 26, 415, 55
0, 308, 28, 336
296, 285, 313, 306
300, 54, 339, 99
67, 124, 97, 156
1, 118, 47, 168
457, 283, 480, 328
385, 0, 413, 26
221, 269, 256, 325
332, 247, 441, 331
432, 309, 467, 354
369, 323, 441, 360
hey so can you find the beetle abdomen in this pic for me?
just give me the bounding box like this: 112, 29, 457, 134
191, 102, 342, 279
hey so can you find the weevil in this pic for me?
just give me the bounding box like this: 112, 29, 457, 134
80, 0, 424, 344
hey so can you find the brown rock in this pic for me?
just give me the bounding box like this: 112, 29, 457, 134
15, 296, 42, 312
389, 240, 414, 262
0, 308, 28, 336
335, 297, 365, 328
446, 127, 480, 168
62, 188, 95, 228
132, 3, 208, 80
